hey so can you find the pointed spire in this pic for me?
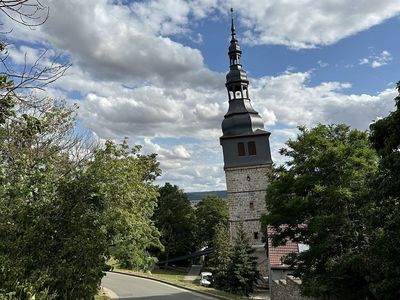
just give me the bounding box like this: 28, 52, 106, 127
230, 8, 236, 39
228, 8, 242, 67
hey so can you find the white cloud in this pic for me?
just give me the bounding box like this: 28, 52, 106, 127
251, 71, 396, 129
224, 0, 400, 48
317, 60, 329, 68
4, 0, 219, 88
71, 69, 397, 191
172, 145, 191, 159
3, 0, 398, 192
359, 50, 393, 68
124, 0, 400, 49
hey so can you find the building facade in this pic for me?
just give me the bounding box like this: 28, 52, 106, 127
220, 11, 273, 276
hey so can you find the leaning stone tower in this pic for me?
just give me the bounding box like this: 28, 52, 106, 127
220, 10, 272, 275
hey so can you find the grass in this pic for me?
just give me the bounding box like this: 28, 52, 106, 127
113, 267, 252, 300
95, 287, 109, 300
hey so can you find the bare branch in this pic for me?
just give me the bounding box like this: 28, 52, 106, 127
1, 47, 70, 95
0, 0, 48, 27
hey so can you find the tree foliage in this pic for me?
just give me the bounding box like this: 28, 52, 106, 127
0, 96, 163, 299
367, 81, 400, 299
262, 124, 378, 299
209, 223, 232, 290
0, 2, 162, 298
84, 140, 162, 271
194, 195, 228, 248
209, 223, 258, 295
228, 223, 259, 296
153, 183, 196, 262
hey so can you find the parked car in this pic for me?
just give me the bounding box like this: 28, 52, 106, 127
200, 272, 212, 287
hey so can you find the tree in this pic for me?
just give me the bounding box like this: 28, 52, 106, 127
84, 140, 162, 272
0, 2, 163, 298
194, 195, 228, 248
208, 223, 232, 291
367, 81, 400, 299
0, 99, 100, 299
153, 183, 196, 263
262, 124, 378, 299
0, 116, 163, 299
0, 101, 78, 299
209, 223, 258, 295
228, 223, 259, 296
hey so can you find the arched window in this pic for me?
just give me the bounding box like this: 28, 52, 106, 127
248, 141, 256, 155
238, 142, 245, 156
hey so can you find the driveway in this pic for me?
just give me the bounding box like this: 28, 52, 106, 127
101, 272, 217, 300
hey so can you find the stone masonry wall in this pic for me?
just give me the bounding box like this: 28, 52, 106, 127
271, 276, 317, 300
225, 165, 269, 242
225, 165, 270, 276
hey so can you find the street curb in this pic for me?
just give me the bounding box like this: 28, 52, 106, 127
109, 270, 232, 300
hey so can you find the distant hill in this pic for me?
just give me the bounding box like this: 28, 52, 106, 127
186, 190, 227, 206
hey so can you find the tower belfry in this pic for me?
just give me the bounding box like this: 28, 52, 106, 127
220, 9, 272, 275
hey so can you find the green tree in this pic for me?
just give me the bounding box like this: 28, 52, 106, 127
153, 183, 196, 263
367, 81, 400, 299
1, 2, 162, 298
84, 140, 162, 271
228, 223, 259, 296
262, 124, 378, 299
195, 195, 228, 248
0, 99, 99, 299
208, 223, 232, 291
0, 115, 163, 299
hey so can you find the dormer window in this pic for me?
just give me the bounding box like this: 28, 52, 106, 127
238, 142, 245, 156
248, 141, 256, 155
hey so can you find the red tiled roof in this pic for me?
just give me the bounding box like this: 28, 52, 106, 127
267, 226, 299, 268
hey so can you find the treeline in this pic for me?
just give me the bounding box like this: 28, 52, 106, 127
263, 82, 400, 300
152, 183, 260, 297
152, 183, 228, 263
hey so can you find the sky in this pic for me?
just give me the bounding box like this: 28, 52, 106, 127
1, 0, 400, 192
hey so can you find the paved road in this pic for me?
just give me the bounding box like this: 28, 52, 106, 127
101, 272, 217, 300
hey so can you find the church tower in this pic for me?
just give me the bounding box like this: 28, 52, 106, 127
220, 10, 272, 275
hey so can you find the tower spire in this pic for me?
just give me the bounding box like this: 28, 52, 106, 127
230, 8, 236, 39
222, 10, 266, 138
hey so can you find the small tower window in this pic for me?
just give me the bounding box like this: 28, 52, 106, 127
238, 142, 245, 156
254, 232, 259, 240
248, 141, 256, 155
249, 202, 254, 209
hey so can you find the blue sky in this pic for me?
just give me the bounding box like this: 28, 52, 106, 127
2, 0, 400, 191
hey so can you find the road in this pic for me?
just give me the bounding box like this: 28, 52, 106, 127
101, 272, 217, 300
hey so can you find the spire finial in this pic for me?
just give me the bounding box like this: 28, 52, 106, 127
230, 8, 236, 37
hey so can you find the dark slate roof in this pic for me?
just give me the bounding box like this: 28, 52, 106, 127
221, 10, 267, 139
